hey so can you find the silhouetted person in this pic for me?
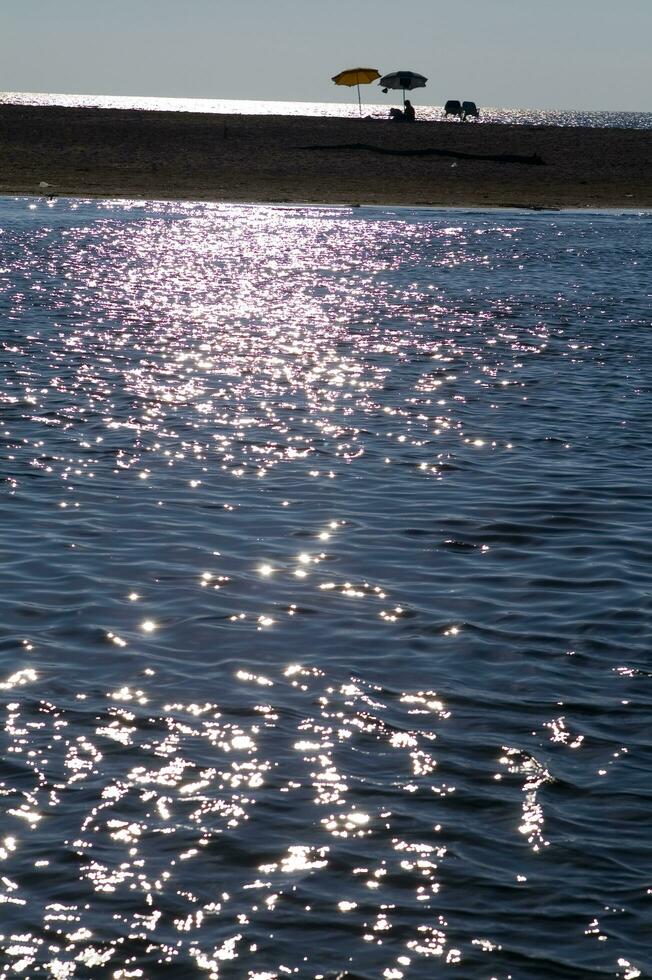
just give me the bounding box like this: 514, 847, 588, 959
389, 100, 416, 122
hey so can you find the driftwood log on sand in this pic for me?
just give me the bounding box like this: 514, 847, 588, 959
299, 143, 546, 165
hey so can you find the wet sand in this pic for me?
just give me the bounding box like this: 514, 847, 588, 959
0, 103, 650, 208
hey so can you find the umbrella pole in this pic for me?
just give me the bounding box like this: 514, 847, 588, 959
357, 83, 362, 116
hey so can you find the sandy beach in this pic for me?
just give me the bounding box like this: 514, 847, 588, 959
0, 103, 650, 208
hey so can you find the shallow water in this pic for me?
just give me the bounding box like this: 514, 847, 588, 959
1, 197, 651, 979
2, 91, 652, 129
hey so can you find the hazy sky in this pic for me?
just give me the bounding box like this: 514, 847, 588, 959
1, 0, 650, 111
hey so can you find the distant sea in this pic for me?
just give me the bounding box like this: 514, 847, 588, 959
2, 89, 652, 128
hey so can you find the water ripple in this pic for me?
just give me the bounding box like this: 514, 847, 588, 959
1, 198, 651, 977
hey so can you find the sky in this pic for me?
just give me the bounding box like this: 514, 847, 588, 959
1, 0, 650, 111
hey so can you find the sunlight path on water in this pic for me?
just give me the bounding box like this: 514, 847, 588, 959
2, 91, 652, 128
0, 199, 651, 978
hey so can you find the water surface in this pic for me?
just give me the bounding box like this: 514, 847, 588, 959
0, 198, 651, 978
2, 90, 652, 128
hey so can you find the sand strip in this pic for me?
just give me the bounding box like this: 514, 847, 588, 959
1, 104, 650, 208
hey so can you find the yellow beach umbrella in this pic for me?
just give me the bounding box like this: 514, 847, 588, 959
332, 67, 381, 116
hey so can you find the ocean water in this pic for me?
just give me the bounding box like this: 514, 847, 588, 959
2, 90, 652, 129
1, 196, 651, 980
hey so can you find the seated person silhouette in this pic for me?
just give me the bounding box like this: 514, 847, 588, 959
389, 99, 416, 122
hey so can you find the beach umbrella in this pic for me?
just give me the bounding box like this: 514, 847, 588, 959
332, 67, 381, 115
380, 70, 427, 105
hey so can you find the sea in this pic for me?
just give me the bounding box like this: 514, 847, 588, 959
0, 186, 651, 979
1, 90, 652, 129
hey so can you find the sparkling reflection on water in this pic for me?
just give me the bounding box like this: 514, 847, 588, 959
2, 91, 652, 129
1, 198, 651, 979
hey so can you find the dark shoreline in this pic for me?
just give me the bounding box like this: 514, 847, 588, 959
1, 103, 651, 208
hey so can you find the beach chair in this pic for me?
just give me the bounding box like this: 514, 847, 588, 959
444, 100, 463, 119
462, 101, 479, 121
